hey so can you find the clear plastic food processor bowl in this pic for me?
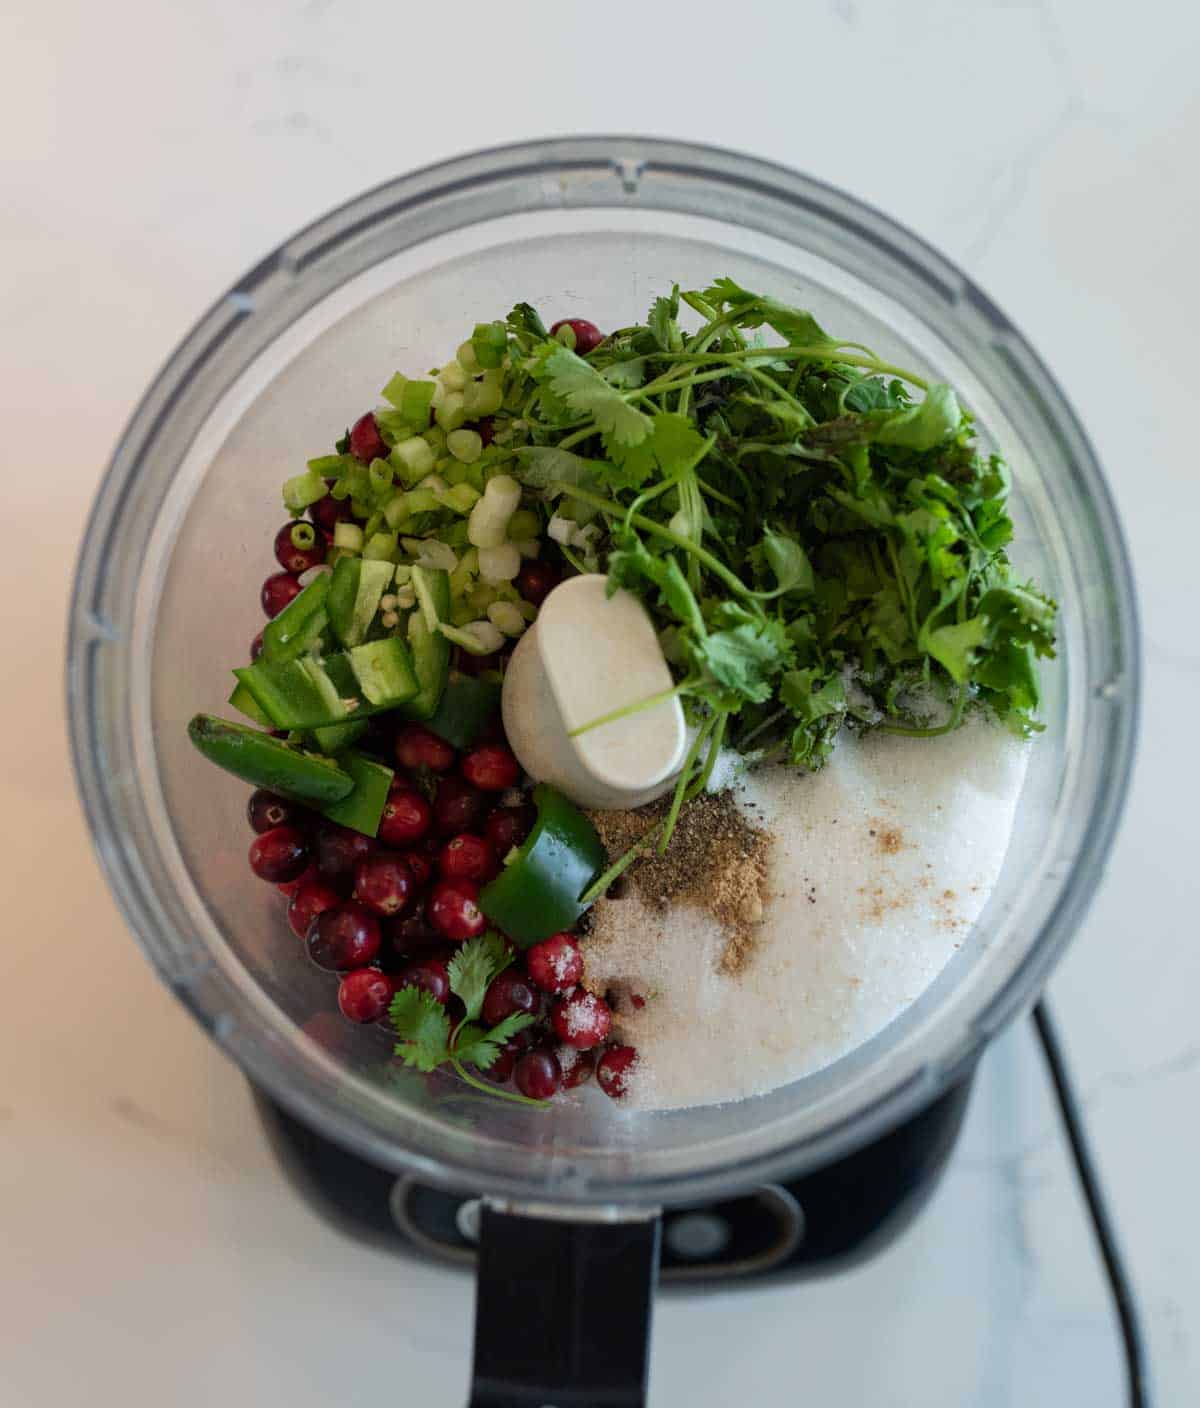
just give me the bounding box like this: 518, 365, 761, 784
68, 138, 1138, 1210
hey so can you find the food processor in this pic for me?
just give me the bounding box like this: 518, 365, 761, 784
67, 138, 1139, 1407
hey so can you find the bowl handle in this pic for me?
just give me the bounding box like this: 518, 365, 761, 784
468, 1200, 662, 1407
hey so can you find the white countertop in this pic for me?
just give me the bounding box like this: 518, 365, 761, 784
3, 2, 1197, 1403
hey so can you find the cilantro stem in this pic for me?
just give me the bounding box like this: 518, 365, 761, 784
879, 686, 967, 737
688, 711, 728, 798
643, 346, 931, 391
449, 1059, 550, 1108
658, 715, 714, 854
552, 483, 756, 601
568, 679, 693, 738
579, 816, 667, 905
695, 476, 739, 510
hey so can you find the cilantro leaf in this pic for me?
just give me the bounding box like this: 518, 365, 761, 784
648, 283, 681, 351
871, 384, 961, 451
517, 446, 609, 491
534, 345, 653, 448
692, 604, 793, 703
843, 377, 908, 413
919, 616, 989, 683
454, 1012, 538, 1070
390, 988, 453, 1072
702, 277, 836, 347
756, 527, 814, 597
447, 931, 512, 1022
606, 412, 711, 491
507, 301, 548, 341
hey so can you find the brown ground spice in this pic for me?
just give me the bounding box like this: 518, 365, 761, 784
587, 792, 772, 975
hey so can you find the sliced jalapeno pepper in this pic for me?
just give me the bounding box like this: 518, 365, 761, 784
261, 574, 330, 662
187, 715, 354, 805
320, 751, 394, 837
424, 675, 501, 750
479, 784, 607, 945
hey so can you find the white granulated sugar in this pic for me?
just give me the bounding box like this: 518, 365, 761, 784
583, 718, 1030, 1111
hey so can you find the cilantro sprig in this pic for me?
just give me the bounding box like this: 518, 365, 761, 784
389, 932, 543, 1106
494, 282, 1056, 815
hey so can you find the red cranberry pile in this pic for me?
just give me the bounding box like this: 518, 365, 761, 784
243, 718, 637, 1102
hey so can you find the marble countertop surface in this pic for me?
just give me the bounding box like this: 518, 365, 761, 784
3, 1, 1195, 1403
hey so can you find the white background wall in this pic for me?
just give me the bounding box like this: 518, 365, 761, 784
3, 2, 1196, 1404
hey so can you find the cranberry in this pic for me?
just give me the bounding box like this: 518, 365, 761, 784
401, 847, 434, 890
482, 1045, 517, 1082
353, 852, 415, 917
261, 571, 303, 619
349, 411, 387, 463
277, 862, 318, 898
377, 785, 433, 847
481, 969, 538, 1028
428, 878, 486, 942
247, 789, 300, 834
549, 318, 604, 355
551, 989, 612, 1050
453, 646, 504, 677
287, 876, 342, 939
474, 417, 496, 448
250, 630, 265, 661
309, 487, 352, 536
248, 826, 309, 883
306, 902, 381, 971
560, 1047, 596, 1090
461, 744, 520, 793
525, 933, 584, 994
383, 901, 442, 962
514, 1049, 563, 1100
393, 958, 451, 1006
316, 824, 375, 893
516, 560, 561, 608
597, 1045, 638, 1099
433, 775, 489, 835
338, 968, 396, 1024
273, 520, 327, 574
439, 833, 497, 883
484, 805, 535, 857
395, 724, 456, 773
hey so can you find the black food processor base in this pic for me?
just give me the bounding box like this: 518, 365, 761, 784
252, 1071, 973, 1285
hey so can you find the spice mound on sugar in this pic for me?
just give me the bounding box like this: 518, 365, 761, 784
586, 790, 772, 975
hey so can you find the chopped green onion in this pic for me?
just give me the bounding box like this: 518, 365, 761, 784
435, 391, 467, 432
307, 453, 354, 476
439, 483, 482, 515
333, 522, 364, 551
381, 371, 408, 407
282, 470, 327, 514
390, 437, 435, 483
368, 457, 393, 496
399, 380, 435, 426
471, 321, 507, 370
508, 508, 539, 540
439, 619, 505, 655
456, 340, 481, 374
446, 428, 483, 464
290, 522, 317, 550
363, 530, 398, 562
463, 375, 503, 418
438, 360, 468, 393
383, 495, 410, 530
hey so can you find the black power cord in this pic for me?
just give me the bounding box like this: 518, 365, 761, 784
1032, 999, 1151, 1408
